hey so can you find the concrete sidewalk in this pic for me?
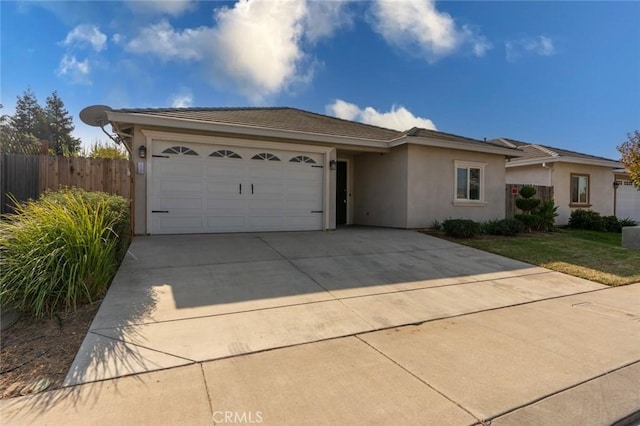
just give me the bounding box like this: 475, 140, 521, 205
2, 283, 639, 425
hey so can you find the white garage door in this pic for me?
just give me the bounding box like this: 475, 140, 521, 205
150, 141, 324, 234
616, 180, 640, 223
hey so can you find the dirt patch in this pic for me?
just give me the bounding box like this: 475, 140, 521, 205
0, 302, 100, 399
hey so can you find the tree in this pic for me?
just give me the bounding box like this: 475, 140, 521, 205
85, 139, 128, 160
0, 103, 41, 154
45, 91, 81, 155
12, 88, 47, 142
618, 130, 640, 187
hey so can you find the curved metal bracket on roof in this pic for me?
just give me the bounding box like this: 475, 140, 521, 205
79, 105, 129, 150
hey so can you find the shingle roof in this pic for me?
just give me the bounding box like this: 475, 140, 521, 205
493, 137, 620, 164
109, 106, 520, 155
405, 127, 512, 150
113, 107, 402, 141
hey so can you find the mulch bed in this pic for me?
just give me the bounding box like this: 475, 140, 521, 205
0, 302, 101, 399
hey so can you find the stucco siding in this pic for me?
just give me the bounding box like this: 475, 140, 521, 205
505, 164, 553, 186
552, 163, 615, 225
406, 145, 507, 228
353, 146, 408, 228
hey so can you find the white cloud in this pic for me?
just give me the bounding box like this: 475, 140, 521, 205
506, 36, 556, 62
304, 0, 353, 43
127, 0, 196, 16
61, 24, 107, 52
170, 88, 193, 108
370, 0, 490, 62
327, 99, 436, 131
125, 20, 210, 61
125, 0, 352, 101
57, 54, 91, 85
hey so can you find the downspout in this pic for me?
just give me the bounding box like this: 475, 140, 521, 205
541, 162, 552, 187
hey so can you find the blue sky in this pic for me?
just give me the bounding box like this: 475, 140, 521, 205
1, 1, 638, 160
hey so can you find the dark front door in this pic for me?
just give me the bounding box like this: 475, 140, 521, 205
336, 161, 347, 225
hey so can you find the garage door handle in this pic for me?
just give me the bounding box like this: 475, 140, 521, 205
251, 184, 254, 194
152, 210, 169, 213
239, 184, 242, 194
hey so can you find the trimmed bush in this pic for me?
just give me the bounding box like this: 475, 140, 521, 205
442, 219, 480, 239
482, 218, 524, 236
0, 188, 130, 317
518, 185, 537, 199
568, 209, 605, 231
604, 215, 622, 233
514, 214, 539, 231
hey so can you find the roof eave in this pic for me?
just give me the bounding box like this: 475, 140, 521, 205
389, 135, 525, 157
506, 156, 622, 168
106, 111, 390, 150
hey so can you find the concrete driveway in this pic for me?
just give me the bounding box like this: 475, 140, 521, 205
2, 228, 639, 425
64, 227, 606, 385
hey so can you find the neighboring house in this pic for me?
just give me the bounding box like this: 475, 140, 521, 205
614, 169, 640, 222
492, 138, 624, 225
97, 107, 522, 235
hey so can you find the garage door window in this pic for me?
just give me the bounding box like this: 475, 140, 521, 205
162, 146, 199, 156
210, 149, 242, 159
290, 155, 316, 164
252, 153, 280, 161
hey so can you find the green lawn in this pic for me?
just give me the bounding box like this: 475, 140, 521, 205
456, 229, 640, 286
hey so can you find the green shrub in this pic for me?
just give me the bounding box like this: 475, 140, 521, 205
41, 187, 130, 262
568, 209, 605, 231
534, 200, 559, 232
603, 215, 622, 233
515, 197, 541, 212
0, 188, 129, 317
514, 214, 540, 231
430, 219, 442, 231
442, 219, 480, 238
518, 185, 537, 199
482, 219, 524, 236
619, 218, 637, 228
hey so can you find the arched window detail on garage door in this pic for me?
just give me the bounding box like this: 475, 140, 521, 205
251, 153, 280, 161
210, 149, 242, 159
162, 146, 199, 156
289, 155, 316, 164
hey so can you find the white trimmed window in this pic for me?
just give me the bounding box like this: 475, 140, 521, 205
454, 161, 486, 203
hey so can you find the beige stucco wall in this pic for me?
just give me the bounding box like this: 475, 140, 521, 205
552, 162, 615, 225
353, 146, 408, 228
405, 145, 507, 228
506, 164, 553, 186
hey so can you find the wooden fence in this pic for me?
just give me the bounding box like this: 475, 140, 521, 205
505, 184, 554, 219
1, 154, 132, 214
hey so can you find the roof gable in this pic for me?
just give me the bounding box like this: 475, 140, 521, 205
493, 137, 621, 167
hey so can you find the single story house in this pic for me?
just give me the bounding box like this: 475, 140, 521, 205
492, 138, 624, 225
97, 107, 523, 235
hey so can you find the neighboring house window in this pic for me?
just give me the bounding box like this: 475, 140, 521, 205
570, 174, 590, 206
162, 146, 198, 155
454, 161, 486, 203
210, 149, 242, 159
251, 153, 280, 161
